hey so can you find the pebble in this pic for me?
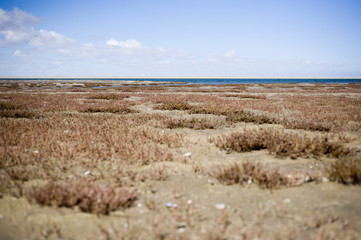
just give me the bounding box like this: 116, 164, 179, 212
247, 178, 252, 184
287, 174, 292, 179
0, 214, 3, 219
176, 227, 185, 233
187, 199, 192, 205
33, 150, 39, 154
84, 170, 91, 175
322, 177, 329, 183
215, 203, 226, 210
184, 152, 192, 157
165, 202, 178, 208
137, 203, 142, 208
64, 130, 69, 133
283, 198, 291, 203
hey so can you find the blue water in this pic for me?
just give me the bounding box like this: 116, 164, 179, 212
2, 77, 361, 85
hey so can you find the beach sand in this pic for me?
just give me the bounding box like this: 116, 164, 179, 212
0, 81, 360, 239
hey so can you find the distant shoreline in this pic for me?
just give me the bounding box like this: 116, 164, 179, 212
1, 76, 361, 79
1, 77, 360, 85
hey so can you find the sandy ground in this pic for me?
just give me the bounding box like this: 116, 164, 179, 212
0, 81, 361, 239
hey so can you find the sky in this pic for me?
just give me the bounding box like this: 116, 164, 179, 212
0, 0, 361, 77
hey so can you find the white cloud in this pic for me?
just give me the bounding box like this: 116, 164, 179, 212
106, 38, 142, 49
29, 29, 74, 47
223, 50, 236, 58
0, 7, 38, 45
0, 7, 74, 48
14, 49, 27, 57
0, 7, 38, 29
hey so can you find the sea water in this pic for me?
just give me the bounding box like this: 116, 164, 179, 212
1, 77, 361, 85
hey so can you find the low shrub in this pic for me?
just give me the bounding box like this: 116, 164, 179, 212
154, 101, 193, 111
0, 102, 22, 110
26, 179, 137, 214
215, 162, 292, 189
283, 119, 332, 132
238, 94, 266, 99
329, 157, 361, 184
82, 107, 137, 114
211, 127, 353, 159
0, 109, 38, 118
87, 94, 128, 100
0, 102, 38, 118
164, 117, 228, 130
225, 110, 276, 124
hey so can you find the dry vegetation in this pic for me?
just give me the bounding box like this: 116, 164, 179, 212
1, 81, 361, 239
214, 162, 295, 189
210, 127, 353, 159
26, 179, 137, 215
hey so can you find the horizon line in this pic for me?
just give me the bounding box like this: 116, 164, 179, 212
1, 76, 361, 79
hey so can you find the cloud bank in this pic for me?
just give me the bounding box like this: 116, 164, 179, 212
106, 38, 142, 49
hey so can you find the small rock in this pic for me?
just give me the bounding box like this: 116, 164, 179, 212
176, 227, 185, 233
283, 198, 291, 203
207, 179, 214, 185
124, 222, 129, 228
215, 203, 226, 210
309, 166, 313, 169
184, 152, 192, 157
247, 178, 252, 184
165, 202, 173, 208
33, 150, 39, 154
84, 170, 91, 175
187, 199, 192, 205
172, 203, 178, 208
322, 177, 329, 183
64, 130, 69, 133
137, 203, 142, 208
287, 174, 292, 179
0, 214, 3, 219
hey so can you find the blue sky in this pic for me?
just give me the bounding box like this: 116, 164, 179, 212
0, 0, 360, 77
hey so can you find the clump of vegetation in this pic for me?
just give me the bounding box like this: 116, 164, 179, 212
26, 179, 137, 214
87, 94, 128, 100
215, 162, 292, 189
0, 102, 38, 118
225, 110, 276, 124
0, 109, 38, 118
283, 119, 333, 132
164, 117, 229, 130
329, 157, 361, 185
154, 101, 193, 111
238, 94, 267, 99
0, 102, 22, 110
82, 106, 137, 114
211, 127, 353, 159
